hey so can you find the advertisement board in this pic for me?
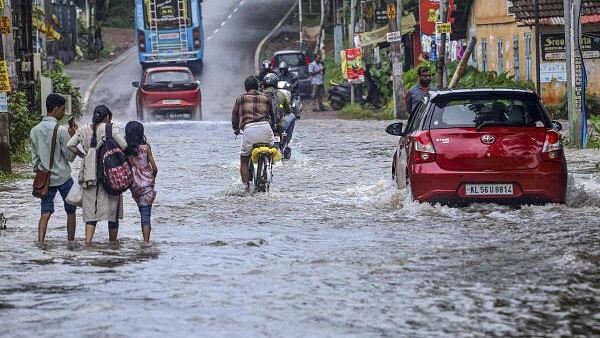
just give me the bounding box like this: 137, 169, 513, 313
542, 33, 600, 60
344, 48, 365, 83
419, 0, 455, 36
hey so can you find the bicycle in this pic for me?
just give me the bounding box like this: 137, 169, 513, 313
249, 136, 282, 193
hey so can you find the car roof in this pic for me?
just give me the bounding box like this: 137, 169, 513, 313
273, 50, 305, 55
428, 88, 537, 101
145, 66, 191, 73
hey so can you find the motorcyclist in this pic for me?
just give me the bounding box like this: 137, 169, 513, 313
276, 61, 299, 98
258, 59, 276, 88
262, 72, 296, 159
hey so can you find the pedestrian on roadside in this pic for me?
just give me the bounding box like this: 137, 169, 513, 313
407, 66, 436, 115
125, 121, 157, 242
308, 53, 326, 111
94, 23, 103, 62
67, 105, 127, 245
30, 94, 78, 242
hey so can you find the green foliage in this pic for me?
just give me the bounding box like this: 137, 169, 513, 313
8, 91, 40, 157
76, 20, 115, 60
104, 0, 135, 28
41, 61, 82, 117
403, 61, 535, 91
323, 53, 344, 89
338, 103, 393, 120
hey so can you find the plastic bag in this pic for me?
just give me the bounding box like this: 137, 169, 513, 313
66, 180, 83, 207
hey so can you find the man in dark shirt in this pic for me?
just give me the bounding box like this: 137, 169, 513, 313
407, 66, 436, 114
232, 75, 275, 191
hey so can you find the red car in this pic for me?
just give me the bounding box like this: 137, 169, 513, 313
133, 66, 202, 120
387, 89, 567, 205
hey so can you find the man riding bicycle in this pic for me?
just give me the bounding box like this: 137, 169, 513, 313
262, 72, 296, 159
232, 75, 275, 191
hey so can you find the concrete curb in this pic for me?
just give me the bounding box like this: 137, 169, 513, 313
82, 47, 137, 114
254, 2, 298, 73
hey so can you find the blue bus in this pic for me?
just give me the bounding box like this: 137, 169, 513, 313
135, 0, 204, 72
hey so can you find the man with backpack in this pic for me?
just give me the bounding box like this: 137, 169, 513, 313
67, 105, 130, 245
262, 72, 295, 160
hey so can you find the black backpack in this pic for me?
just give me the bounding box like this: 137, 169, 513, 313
96, 123, 133, 195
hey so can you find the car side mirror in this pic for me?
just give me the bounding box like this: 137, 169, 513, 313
132, 81, 140, 88
552, 120, 563, 131
386, 122, 404, 136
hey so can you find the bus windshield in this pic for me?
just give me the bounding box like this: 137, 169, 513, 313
144, 0, 192, 29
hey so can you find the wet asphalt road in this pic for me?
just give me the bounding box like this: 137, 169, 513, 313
1, 1, 600, 337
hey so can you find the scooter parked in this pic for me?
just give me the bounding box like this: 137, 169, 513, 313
328, 80, 385, 110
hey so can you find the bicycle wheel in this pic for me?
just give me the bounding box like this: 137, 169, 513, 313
255, 154, 266, 192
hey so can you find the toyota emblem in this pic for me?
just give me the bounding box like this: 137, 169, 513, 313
481, 134, 496, 144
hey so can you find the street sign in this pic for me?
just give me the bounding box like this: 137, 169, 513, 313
0, 93, 7, 113
0, 61, 10, 92
386, 31, 402, 43
365, 2, 374, 21
0, 17, 11, 35
387, 3, 396, 21
436, 22, 452, 34
375, 9, 388, 23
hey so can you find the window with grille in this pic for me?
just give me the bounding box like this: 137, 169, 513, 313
513, 35, 520, 81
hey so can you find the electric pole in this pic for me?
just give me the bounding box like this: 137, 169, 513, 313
0, 5, 10, 173
299, 0, 304, 49
565, 0, 584, 147
437, 0, 449, 88
388, 0, 408, 118
349, 0, 356, 104
535, 0, 541, 96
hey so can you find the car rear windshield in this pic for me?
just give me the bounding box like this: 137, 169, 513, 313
147, 71, 193, 84
275, 53, 305, 67
430, 95, 551, 129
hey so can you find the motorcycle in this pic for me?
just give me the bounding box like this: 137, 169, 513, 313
328, 79, 385, 110
275, 80, 301, 160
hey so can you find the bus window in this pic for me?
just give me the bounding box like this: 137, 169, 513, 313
144, 0, 192, 29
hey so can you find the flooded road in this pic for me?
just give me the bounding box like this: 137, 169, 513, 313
1, 119, 599, 337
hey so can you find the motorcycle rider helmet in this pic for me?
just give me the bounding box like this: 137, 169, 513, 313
264, 72, 279, 88
278, 61, 289, 75
261, 59, 271, 70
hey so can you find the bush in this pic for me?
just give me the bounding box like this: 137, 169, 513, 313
8, 91, 40, 161
41, 61, 82, 117
338, 103, 394, 120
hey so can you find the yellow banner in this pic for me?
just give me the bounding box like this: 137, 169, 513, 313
0, 61, 11, 92
0, 16, 11, 35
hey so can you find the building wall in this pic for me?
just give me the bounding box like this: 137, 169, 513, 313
467, 0, 536, 83
540, 24, 600, 104
467, 0, 600, 105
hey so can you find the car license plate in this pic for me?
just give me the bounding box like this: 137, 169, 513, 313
159, 33, 179, 40
163, 99, 181, 105
273, 136, 281, 143
465, 183, 514, 196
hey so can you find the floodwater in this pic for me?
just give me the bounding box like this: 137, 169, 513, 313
1, 120, 599, 337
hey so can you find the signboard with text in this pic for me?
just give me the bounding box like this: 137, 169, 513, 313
542, 33, 600, 60
0, 16, 10, 35
343, 48, 365, 83
0, 61, 11, 92
419, 0, 455, 36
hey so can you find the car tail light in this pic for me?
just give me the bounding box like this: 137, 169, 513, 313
414, 131, 436, 163
304, 54, 311, 65
138, 31, 146, 52
193, 27, 200, 48
542, 130, 563, 161
271, 57, 277, 68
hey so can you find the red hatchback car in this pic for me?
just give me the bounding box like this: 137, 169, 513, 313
133, 66, 202, 121
387, 89, 567, 205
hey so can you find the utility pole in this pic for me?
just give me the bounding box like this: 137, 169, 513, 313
299, 0, 304, 49
0, 4, 10, 173
437, 0, 448, 88
388, 0, 408, 118
535, 0, 541, 96
565, 0, 584, 147
349, 0, 356, 104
